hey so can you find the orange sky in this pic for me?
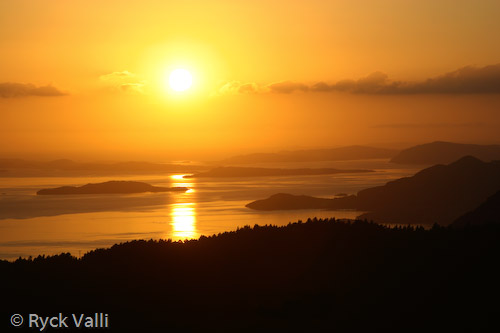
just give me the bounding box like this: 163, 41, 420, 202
1, 0, 500, 160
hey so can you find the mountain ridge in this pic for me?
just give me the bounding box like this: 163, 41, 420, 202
220, 145, 398, 165
390, 141, 500, 165
452, 190, 500, 228
247, 156, 500, 225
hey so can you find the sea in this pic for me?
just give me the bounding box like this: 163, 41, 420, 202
0, 159, 421, 260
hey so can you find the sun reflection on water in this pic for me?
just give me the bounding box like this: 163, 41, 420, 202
169, 174, 198, 240
170, 174, 195, 193
170, 174, 187, 181
170, 203, 198, 240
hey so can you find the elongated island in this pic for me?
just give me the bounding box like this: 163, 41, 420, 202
37, 180, 188, 195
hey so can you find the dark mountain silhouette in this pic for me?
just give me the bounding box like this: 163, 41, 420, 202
185, 166, 372, 178
2, 219, 499, 331
390, 141, 500, 164
247, 156, 500, 225
452, 190, 500, 228
220, 145, 398, 164
37, 181, 187, 195
0, 158, 207, 177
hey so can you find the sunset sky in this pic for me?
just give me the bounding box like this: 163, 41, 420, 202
1, 0, 500, 160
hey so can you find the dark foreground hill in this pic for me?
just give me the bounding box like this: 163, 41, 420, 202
37, 181, 188, 195
220, 145, 398, 164
185, 166, 372, 178
390, 141, 500, 165
2, 219, 500, 332
452, 190, 500, 228
247, 156, 500, 225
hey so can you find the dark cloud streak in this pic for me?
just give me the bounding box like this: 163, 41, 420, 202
372, 122, 489, 129
0, 82, 67, 98
268, 81, 309, 94
219, 64, 500, 96
309, 64, 500, 94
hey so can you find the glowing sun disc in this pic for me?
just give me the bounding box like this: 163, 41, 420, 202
169, 68, 192, 92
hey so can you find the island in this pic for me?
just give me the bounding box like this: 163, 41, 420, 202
37, 181, 188, 195
184, 166, 373, 178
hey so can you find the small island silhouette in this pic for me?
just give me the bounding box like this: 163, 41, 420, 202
37, 180, 188, 195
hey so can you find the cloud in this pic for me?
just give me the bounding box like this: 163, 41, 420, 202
402, 64, 500, 94
0, 82, 67, 98
213, 81, 261, 96
217, 81, 251, 94
372, 122, 489, 129
238, 83, 258, 94
119, 82, 145, 93
268, 81, 309, 94
214, 80, 309, 96
99, 71, 146, 93
99, 70, 136, 82
322, 64, 500, 94
216, 64, 500, 96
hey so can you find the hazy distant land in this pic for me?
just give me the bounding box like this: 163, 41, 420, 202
247, 156, 500, 225
37, 181, 188, 195
185, 166, 373, 178
391, 141, 500, 165
0, 158, 208, 177
219, 145, 398, 164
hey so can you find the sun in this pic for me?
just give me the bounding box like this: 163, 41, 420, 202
168, 68, 192, 92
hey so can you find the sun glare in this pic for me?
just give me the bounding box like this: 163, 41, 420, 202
170, 203, 198, 240
168, 68, 192, 92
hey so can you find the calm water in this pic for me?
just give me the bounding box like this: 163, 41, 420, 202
0, 159, 420, 260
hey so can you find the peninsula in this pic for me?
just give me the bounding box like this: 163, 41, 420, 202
246, 156, 500, 225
